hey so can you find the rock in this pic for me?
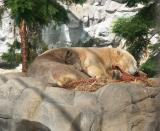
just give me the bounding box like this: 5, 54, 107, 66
1, 0, 159, 49
0, 118, 51, 131
1, 0, 160, 49
0, 9, 19, 56
0, 0, 144, 50
0, 73, 160, 131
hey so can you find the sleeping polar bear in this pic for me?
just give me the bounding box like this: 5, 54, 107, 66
27, 48, 89, 86
28, 47, 138, 86
68, 47, 138, 78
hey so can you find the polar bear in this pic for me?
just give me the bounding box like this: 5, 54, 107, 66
28, 48, 90, 86
28, 58, 89, 86
68, 48, 108, 78
67, 47, 138, 78
87, 47, 138, 75
28, 47, 138, 86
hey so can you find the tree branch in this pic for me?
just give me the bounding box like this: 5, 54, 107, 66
149, 31, 160, 40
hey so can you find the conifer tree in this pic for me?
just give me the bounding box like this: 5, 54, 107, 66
0, 0, 85, 72
112, 0, 158, 65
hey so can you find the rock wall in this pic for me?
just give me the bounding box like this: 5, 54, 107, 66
0, 10, 17, 55
0, 73, 160, 131
0, 0, 159, 51
42, 0, 142, 47
0, 0, 142, 51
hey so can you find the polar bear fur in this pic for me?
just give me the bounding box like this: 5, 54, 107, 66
28, 47, 138, 86
68, 47, 138, 78
28, 48, 89, 86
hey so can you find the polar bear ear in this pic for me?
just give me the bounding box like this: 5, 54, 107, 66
66, 50, 72, 57
65, 50, 73, 64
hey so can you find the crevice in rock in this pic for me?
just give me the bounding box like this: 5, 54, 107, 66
71, 113, 81, 131
130, 119, 144, 131
96, 94, 105, 131
14, 78, 46, 119
0, 116, 12, 120
132, 89, 160, 105
126, 85, 160, 105
89, 113, 102, 131
101, 90, 160, 116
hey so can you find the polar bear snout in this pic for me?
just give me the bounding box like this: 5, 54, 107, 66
128, 65, 139, 75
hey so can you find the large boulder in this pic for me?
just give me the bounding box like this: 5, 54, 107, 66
0, 74, 160, 131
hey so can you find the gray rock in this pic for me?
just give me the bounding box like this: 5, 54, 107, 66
0, 118, 51, 131
0, 0, 147, 51
0, 74, 160, 131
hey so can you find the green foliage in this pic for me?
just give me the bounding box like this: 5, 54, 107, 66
0, 7, 5, 26
112, 16, 150, 64
0, 0, 86, 71
28, 41, 48, 64
63, 0, 86, 4
27, 23, 48, 63
112, 3, 156, 65
73, 38, 102, 47
140, 57, 157, 77
3, 0, 86, 27
148, 43, 160, 56
4, 0, 71, 26
1, 40, 21, 65
136, 3, 156, 26
112, 3, 155, 41
140, 41, 160, 78
0, 8, 5, 17
1, 39, 48, 66
127, 38, 148, 65
112, 17, 149, 42
126, 0, 150, 7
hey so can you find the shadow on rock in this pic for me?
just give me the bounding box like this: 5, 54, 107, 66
0, 118, 51, 131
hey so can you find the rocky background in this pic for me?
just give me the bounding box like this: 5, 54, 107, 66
1, 0, 159, 52
0, 73, 160, 131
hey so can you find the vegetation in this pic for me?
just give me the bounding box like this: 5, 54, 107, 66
140, 43, 160, 77
1, 39, 48, 66
148, 43, 160, 57
140, 56, 157, 77
125, 0, 151, 7
0, 0, 85, 72
112, 0, 160, 77
112, 1, 157, 66
0, 7, 5, 26
1, 40, 21, 66
72, 38, 105, 47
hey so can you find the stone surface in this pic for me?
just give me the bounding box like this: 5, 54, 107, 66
0, 118, 51, 131
0, 0, 146, 51
41, 0, 151, 47
0, 10, 17, 55
0, 73, 160, 131
0, 0, 159, 50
